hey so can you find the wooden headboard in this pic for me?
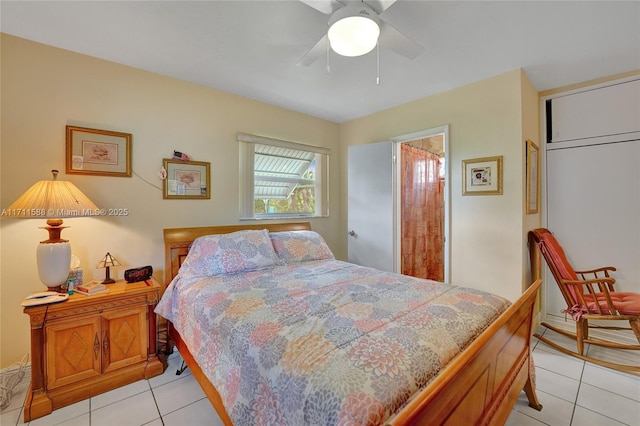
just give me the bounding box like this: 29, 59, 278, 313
163, 222, 312, 285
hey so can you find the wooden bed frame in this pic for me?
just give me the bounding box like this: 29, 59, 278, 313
163, 222, 543, 425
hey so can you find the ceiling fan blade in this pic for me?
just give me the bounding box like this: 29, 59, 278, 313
379, 20, 424, 60
297, 34, 329, 66
299, 0, 343, 15
363, 0, 397, 14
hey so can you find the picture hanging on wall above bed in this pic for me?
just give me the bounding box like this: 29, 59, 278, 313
462, 155, 503, 195
66, 125, 132, 177
162, 158, 210, 199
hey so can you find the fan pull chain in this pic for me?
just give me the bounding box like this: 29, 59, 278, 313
376, 43, 380, 85
326, 42, 331, 74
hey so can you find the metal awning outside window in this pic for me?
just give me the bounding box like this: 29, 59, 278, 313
254, 143, 315, 199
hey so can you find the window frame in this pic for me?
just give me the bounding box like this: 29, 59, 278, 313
238, 133, 330, 219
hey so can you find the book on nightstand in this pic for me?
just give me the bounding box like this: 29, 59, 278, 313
75, 281, 108, 295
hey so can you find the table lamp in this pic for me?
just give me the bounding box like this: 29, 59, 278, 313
97, 252, 120, 284
5, 170, 99, 292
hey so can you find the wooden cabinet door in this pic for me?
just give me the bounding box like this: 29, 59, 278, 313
46, 316, 101, 389
101, 306, 147, 373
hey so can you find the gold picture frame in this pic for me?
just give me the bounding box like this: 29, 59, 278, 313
163, 158, 210, 199
66, 126, 132, 177
462, 155, 503, 195
526, 140, 539, 214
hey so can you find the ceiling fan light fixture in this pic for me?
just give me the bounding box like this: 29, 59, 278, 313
328, 5, 380, 57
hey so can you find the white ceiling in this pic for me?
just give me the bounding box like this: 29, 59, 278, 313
2, 1, 639, 123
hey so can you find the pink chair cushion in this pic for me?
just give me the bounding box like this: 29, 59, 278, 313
538, 231, 581, 302
583, 292, 640, 315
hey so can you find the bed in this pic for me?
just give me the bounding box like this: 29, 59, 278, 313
158, 222, 542, 425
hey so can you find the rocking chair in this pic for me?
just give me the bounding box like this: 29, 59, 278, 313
528, 228, 640, 374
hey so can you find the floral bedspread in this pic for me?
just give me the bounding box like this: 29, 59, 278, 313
155, 259, 510, 425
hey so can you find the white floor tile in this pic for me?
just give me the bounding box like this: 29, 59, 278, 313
162, 398, 224, 426
512, 389, 575, 426
26, 399, 90, 426
0, 406, 22, 426
533, 345, 585, 381
142, 418, 164, 426
534, 366, 580, 404
504, 409, 547, 426
90, 378, 151, 410
571, 405, 627, 426
152, 374, 206, 416
581, 363, 640, 403
90, 390, 159, 426
576, 382, 640, 426
56, 413, 90, 426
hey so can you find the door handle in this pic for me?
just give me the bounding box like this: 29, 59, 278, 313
348, 230, 357, 238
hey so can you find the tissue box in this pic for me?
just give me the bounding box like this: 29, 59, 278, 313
68, 268, 83, 288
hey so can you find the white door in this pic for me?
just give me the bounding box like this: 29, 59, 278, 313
347, 141, 395, 272
546, 140, 640, 319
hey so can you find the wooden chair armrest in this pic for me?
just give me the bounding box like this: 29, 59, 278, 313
572, 267, 616, 292
574, 266, 616, 275
563, 277, 615, 287
562, 277, 619, 315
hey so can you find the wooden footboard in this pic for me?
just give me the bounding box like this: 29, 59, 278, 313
390, 278, 542, 425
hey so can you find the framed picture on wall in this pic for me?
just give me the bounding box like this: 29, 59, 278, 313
162, 158, 210, 199
66, 126, 132, 177
526, 140, 539, 214
462, 155, 503, 195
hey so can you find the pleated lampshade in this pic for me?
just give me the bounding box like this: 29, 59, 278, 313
6, 170, 99, 290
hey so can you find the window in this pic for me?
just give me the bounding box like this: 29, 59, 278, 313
239, 133, 330, 219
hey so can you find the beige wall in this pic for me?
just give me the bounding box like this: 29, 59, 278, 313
0, 35, 340, 368
339, 69, 540, 303
1, 34, 541, 368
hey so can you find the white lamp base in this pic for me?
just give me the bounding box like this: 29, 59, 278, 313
37, 242, 71, 290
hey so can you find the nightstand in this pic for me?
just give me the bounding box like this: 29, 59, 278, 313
22, 278, 165, 421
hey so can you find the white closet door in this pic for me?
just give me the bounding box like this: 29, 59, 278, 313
550, 79, 640, 144
546, 140, 640, 318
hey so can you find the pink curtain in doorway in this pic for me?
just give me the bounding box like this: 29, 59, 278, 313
400, 144, 444, 281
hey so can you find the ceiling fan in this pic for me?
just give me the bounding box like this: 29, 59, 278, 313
297, 0, 424, 66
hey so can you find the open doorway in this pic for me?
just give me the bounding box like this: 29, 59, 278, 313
393, 126, 448, 282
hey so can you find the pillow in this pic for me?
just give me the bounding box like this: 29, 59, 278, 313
269, 230, 334, 263
180, 229, 280, 277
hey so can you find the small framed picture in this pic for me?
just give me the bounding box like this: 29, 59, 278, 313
163, 158, 210, 199
526, 140, 539, 214
462, 155, 503, 195
66, 126, 132, 177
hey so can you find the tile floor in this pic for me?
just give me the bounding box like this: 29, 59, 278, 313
1, 327, 638, 426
